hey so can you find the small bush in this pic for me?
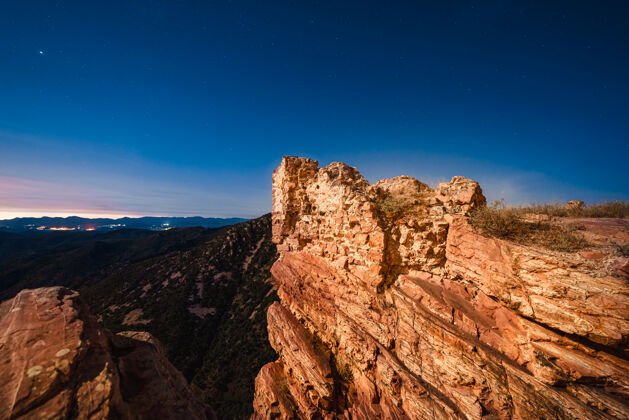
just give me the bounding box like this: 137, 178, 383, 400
375, 196, 408, 214
469, 203, 523, 239
531, 224, 589, 252
470, 204, 587, 252
335, 359, 354, 382
614, 242, 629, 257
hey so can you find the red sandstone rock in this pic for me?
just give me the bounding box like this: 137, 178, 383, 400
0, 287, 213, 420
252, 156, 629, 420
579, 250, 607, 260
525, 213, 552, 221
565, 200, 585, 209
446, 215, 629, 346
252, 361, 297, 419
614, 257, 629, 279
555, 217, 629, 245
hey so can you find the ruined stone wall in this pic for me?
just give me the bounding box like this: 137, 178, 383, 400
253, 156, 629, 419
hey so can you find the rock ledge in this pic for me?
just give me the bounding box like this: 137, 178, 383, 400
252, 156, 629, 419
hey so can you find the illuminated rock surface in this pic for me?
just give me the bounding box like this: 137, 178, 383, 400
0, 287, 213, 419
252, 156, 629, 419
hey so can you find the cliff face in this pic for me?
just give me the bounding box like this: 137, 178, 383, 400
0, 287, 213, 419
252, 156, 629, 419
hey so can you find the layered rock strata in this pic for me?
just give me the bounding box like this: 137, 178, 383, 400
252, 156, 629, 419
0, 287, 213, 419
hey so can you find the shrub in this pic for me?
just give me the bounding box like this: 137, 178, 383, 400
375, 196, 408, 215
614, 242, 629, 257
335, 359, 354, 382
469, 202, 523, 239
470, 203, 587, 252
530, 224, 589, 252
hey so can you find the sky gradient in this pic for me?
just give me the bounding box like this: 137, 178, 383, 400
1, 1, 627, 218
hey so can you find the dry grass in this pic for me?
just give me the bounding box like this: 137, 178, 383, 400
334, 359, 354, 382
614, 242, 629, 257
470, 202, 588, 252
515, 200, 629, 218
375, 196, 408, 214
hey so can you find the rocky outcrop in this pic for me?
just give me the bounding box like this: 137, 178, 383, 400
0, 287, 213, 419
565, 200, 585, 210
252, 156, 629, 419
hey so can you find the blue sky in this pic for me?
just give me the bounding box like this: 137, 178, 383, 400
1, 1, 627, 218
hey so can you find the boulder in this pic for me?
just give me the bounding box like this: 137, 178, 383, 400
0, 287, 213, 419
565, 200, 585, 209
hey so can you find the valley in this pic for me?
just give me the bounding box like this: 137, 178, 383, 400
0, 216, 278, 419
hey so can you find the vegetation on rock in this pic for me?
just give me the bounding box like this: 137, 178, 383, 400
614, 241, 629, 257
470, 200, 588, 252
374, 195, 409, 215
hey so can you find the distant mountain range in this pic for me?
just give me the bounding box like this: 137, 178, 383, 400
0, 216, 248, 232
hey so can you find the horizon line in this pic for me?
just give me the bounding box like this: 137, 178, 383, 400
0, 211, 252, 221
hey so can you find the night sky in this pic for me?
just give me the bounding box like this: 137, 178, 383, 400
1, 1, 627, 218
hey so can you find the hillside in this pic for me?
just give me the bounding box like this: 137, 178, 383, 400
0, 227, 216, 299
82, 215, 278, 418
0, 215, 278, 419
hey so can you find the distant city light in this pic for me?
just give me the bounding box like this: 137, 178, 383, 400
5, 220, 198, 232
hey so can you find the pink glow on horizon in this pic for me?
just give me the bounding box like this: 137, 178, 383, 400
0, 209, 149, 219
0, 173, 263, 219
0, 175, 151, 219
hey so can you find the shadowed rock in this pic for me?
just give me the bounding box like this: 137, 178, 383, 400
0, 287, 214, 419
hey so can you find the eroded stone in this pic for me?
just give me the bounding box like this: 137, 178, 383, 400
252, 156, 629, 420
